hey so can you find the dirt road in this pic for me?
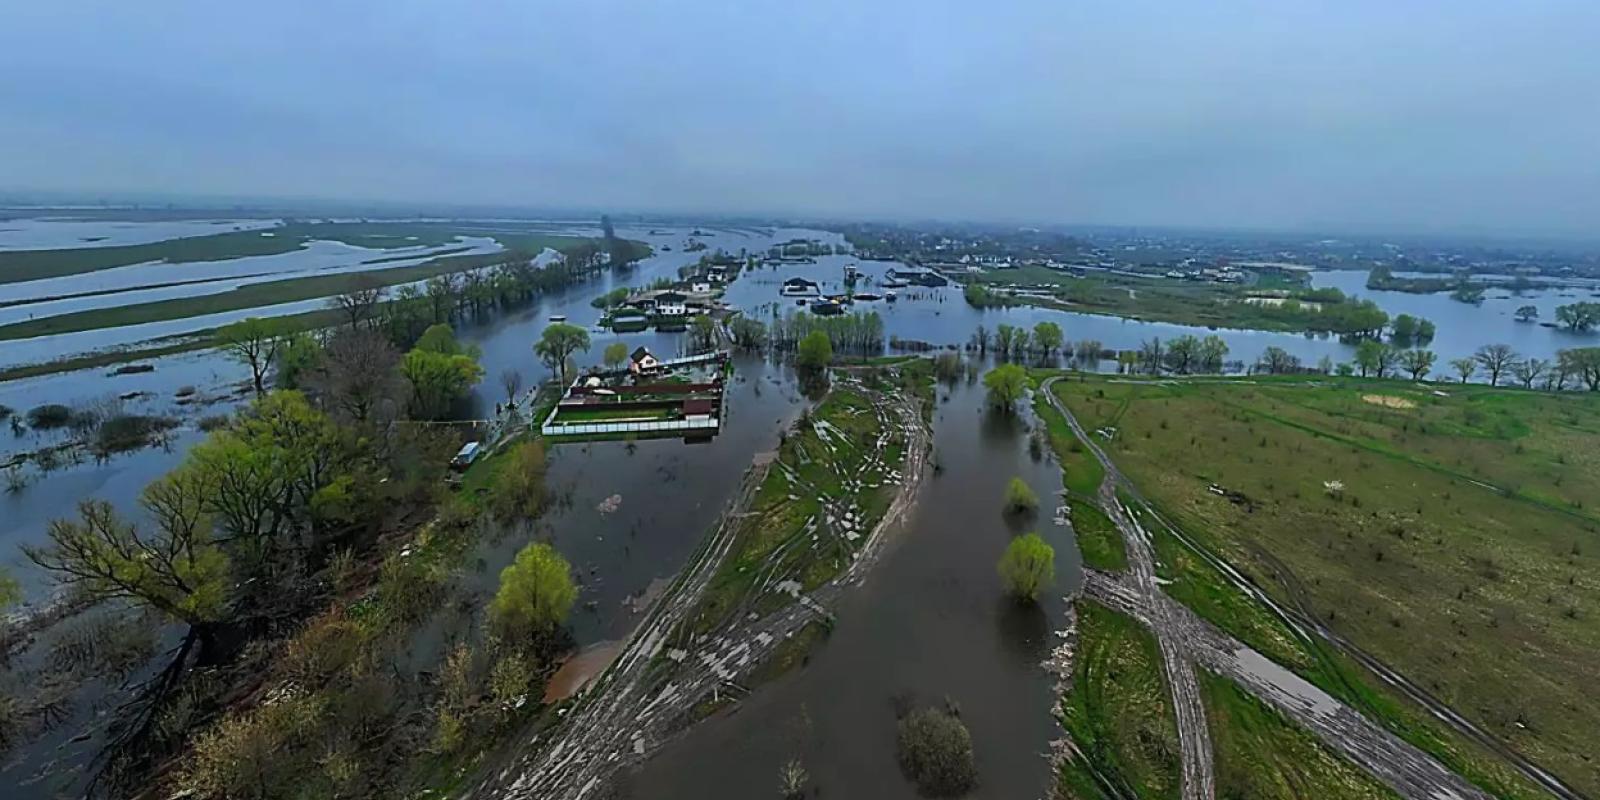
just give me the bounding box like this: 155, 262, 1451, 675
1042, 376, 1494, 800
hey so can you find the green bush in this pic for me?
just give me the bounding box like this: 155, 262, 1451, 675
998, 532, 1055, 602
1003, 476, 1039, 515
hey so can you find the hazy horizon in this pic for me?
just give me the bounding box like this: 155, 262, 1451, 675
4, 1, 1598, 238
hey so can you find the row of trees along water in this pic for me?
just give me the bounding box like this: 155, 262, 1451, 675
0, 241, 650, 797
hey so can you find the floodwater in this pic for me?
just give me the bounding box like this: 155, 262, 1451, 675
1310, 270, 1600, 362
620, 376, 1080, 800
0, 237, 503, 326
0, 217, 280, 250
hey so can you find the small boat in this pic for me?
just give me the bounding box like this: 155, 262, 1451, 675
549, 314, 567, 323
853, 293, 882, 302
886, 291, 898, 302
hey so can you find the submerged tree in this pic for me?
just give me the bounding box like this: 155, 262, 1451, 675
896, 706, 977, 797
490, 542, 577, 643
982, 364, 1028, 412
797, 330, 833, 371
1003, 477, 1039, 516
998, 532, 1055, 602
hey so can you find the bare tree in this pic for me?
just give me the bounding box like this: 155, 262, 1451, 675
307, 328, 404, 423
500, 369, 524, 404
1257, 346, 1299, 375
1449, 357, 1477, 384
329, 276, 388, 330
1512, 358, 1548, 390
217, 317, 287, 395
1473, 344, 1517, 387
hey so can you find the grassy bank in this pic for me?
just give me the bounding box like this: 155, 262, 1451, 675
1057, 602, 1181, 800
1200, 670, 1398, 800
686, 373, 913, 634
1054, 374, 1593, 798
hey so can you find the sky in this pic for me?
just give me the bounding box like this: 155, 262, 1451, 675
3, 1, 1598, 237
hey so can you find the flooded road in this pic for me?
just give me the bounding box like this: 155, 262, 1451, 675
619, 377, 1080, 799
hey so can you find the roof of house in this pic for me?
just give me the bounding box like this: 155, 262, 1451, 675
657, 290, 687, 301
783, 276, 818, 285
630, 346, 654, 363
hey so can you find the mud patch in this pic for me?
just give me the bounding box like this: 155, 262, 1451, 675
1361, 394, 1415, 409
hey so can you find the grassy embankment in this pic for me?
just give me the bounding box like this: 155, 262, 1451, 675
970, 265, 1370, 334
1199, 670, 1400, 800
1056, 602, 1181, 800
1032, 385, 1125, 572
0, 233, 615, 341
1053, 374, 1596, 799
682, 377, 911, 635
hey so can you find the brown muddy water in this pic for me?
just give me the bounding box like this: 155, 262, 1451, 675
618, 377, 1081, 800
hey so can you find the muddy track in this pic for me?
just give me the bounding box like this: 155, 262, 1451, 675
1042, 378, 1215, 800
465, 379, 929, 800
1108, 421, 1581, 800
1042, 377, 1520, 800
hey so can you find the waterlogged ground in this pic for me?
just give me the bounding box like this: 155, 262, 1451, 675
620, 377, 1080, 799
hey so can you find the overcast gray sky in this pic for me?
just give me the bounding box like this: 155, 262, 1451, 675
3, 1, 1597, 236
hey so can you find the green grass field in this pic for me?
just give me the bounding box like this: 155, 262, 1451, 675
1200, 670, 1399, 800
686, 377, 911, 634
1057, 601, 1181, 800
1055, 374, 1597, 798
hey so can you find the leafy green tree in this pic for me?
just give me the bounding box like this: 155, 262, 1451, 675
534, 323, 592, 384
982, 363, 1028, 411
998, 532, 1055, 601
1257, 346, 1299, 375
490, 542, 577, 641
1515, 305, 1539, 323
1003, 477, 1039, 515
25, 495, 230, 629
217, 317, 288, 395
796, 330, 833, 370
603, 341, 629, 370
1164, 335, 1200, 374
402, 347, 483, 420
1032, 321, 1063, 359
1197, 335, 1229, 373
414, 323, 468, 356
1399, 349, 1436, 381
1555, 302, 1600, 332
1354, 339, 1397, 378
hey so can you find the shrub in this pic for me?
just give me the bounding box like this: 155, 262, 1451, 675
26, 404, 73, 429
896, 706, 977, 796
93, 414, 179, 455
488, 440, 548, 521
